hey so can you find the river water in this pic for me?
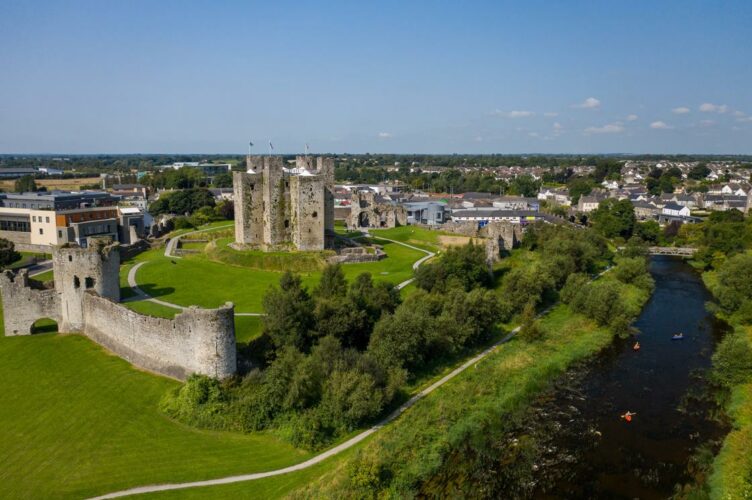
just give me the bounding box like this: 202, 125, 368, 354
422, 256, 730, 499
531, 256, 729, 498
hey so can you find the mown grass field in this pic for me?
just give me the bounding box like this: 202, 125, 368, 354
125, 230, 426, 314
0, 301, 312, 499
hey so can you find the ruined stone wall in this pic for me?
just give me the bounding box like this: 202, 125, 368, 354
54, 242, 120, 332
83, 295, 236, 380
0, 269, 60, 336
440, 220, 522, 262
290, 175, 325, 251
317, 157, 336, 233
346, 191, 406, 230
262, 157, 289, 249
232, 171, 263, 245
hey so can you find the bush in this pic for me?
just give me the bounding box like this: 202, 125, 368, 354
711, 329, 752, 388
0, 238, 20, 267
415, 242, 491, 292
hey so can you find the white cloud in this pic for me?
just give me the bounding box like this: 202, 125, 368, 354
528, 132, 540, 138
473, 136, 483, 142
572, 97, 601, 109
672, 107, 690, 114
736, 116, 752, 123
377, 132, 392, 138
734, 110, 746, 117
699, 119, 716, 127
492, 109, 535, 118
543, 112, 559, 117
626, 114, 638, 121
650, 121, 672, 129
699, 103, 729, 113
584, 122, 624, 134
553, 122, 563, 130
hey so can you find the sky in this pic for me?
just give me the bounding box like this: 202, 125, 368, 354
1, 0, 751, 155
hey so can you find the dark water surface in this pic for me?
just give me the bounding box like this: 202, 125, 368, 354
531, 256, 729, 499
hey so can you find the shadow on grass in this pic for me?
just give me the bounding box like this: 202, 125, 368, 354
136, 284, 177, 299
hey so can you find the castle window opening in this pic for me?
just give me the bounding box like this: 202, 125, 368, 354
68, 255, 73, 262
284, 220, 289, 228
312, 211, 318, 218
73, 276, 80, 289
85, 277, 96, 289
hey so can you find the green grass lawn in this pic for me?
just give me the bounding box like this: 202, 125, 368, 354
30, 269, 54, 282
0, 302, 311, 500
127, 239, 423, 313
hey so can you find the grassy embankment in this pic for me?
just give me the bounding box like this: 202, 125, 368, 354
702, 270, 752, 499
289, 269, 650, 497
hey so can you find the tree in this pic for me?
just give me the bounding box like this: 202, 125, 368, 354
415, 242, 491, 292
262, 272, 315, 351
688, 163, 711, 180
633, 220, 661, 244
518, 301, 543, 342
315, 264, 348, 299
212, 173, 233, 188
14, 175, 37, 193
508, 175, 540, 197
590, 199, 636, 239
567, 177, 594, 205
0, 238, 20, 267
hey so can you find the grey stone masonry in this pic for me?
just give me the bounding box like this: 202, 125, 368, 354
0, 241, 237, 380
233, 156, 335, 251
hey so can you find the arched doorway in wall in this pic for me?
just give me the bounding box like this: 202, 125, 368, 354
30, 318, 58, 335
359, 212, 370, 228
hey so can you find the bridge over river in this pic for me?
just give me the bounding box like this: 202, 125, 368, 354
618, 246, 697, 256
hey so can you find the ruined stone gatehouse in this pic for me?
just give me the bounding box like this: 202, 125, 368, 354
233, 156, 335, 251
346, 190, 407, 230
0, 241, 236, 380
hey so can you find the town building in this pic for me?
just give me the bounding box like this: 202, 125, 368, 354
0, 191, 144, 252
402, 201, 447, 225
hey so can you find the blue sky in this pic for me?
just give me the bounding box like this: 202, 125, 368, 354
1, 0, 751, 154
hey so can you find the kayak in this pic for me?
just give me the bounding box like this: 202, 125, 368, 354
672, 333, 684, 340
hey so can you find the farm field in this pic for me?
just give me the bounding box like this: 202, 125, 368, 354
0, 176, 101, 191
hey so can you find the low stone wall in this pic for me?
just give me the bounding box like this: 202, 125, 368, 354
0, 269, 60, 336
82, 294, 236, 380
327, 245, 385, 264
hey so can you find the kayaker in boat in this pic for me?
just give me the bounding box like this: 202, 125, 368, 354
621, 411, 637, 422
633, 341, 640, 351
672, 333, 684, 340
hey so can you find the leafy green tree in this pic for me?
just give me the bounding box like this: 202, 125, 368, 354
262, 272, 315, 351
415, 242, 491, 292
518, 301, 543, 342
688, 163, 711, 180
633, 220, 661, 244
590, 199, 636, 239
508, 174, 540, 197
712, 254, 752, 316
212, 172, 233, 188
0, 238, 20, 267
14, 175, 37, 193
567, 177, 594, 204
315, 264, 348, 299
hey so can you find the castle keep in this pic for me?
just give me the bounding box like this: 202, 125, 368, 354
0, 241, 236, 380
233, 156, 335, 251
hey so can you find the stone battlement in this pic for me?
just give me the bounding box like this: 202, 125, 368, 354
0, 243, 237, 380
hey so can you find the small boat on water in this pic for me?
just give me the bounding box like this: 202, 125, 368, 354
672, 333, 684, 340
633, 342, 641, 351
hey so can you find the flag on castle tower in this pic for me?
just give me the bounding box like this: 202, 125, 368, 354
269, 141, 274, 150
249, 140, 254, 147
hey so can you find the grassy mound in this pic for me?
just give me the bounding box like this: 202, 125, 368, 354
205, 238, 332, 272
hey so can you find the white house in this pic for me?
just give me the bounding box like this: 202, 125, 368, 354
662, 202, 691, 217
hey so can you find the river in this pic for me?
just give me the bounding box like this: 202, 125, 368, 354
423, 256, 730, 499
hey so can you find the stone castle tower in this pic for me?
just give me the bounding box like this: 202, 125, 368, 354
233, 156, 335, 251
55, 240, 120, 332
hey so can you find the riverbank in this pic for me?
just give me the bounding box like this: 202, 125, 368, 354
703, 271, 752, 499
291, 274, 652, 497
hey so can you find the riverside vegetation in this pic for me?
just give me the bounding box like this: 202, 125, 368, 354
684, 210, 752, 499
160, 223, 657, 496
